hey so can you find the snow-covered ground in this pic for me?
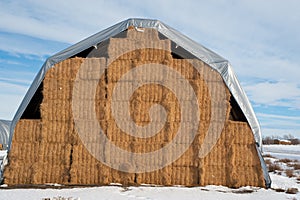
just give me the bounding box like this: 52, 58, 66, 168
0, 145, 299, 200
263, 144, 300, 161
0, 184, 298, 200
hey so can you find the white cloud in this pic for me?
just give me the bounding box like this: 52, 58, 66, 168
0, 0, 137, 43
0, 81, 29, 119
0, 81, 28, 96
262, 128, 300, 139
257, 112, 300, 138
244, 81, 300, 108
257, 113, 300, 121
0, 94, 24, 120
0, 35, 50, 57
0, 78, 32, 86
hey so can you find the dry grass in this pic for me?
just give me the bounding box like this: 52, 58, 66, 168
232, 188, 254, 194
286, 188, 298, 194
288, 163, 300, 170
267, 163, 282, 172
274, 188, 285, 193
277, 158, 293, 163
285, 169, 295, 178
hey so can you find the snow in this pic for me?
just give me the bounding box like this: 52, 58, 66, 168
270, 173, 298, 190
0, 145, 299, 200
263, 144, 300, 161
0, 151, 7, 160
0, 185, 298, 200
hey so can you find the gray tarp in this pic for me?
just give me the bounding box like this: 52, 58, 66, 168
0, 120, 11, 150
7, 18, 270, 187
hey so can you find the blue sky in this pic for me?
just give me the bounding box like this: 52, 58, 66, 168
0, 0, 299, 138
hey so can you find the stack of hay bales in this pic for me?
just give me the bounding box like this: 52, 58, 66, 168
4, 119, 42, 185
4, 28, 265, 188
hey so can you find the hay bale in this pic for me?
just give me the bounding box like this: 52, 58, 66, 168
45, 58, 84, 80
199, 165, 228, 186
5, 27, 264, 188
32, 164, 70, 184
11, 119, 42, 143
41, 120, 75, 143
170, 166, 199, 186
4, 165, 34, 185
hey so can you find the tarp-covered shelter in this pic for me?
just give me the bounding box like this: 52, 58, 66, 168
4, 18, 270, 188
0, 120, 11, 150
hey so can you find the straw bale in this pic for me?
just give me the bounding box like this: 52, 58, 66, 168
224, 121, 256, 145
126, 28, 160, 40
136, 166, 172, 186
199, 165, 228, 186
106, 38, 171, 61
108, 82, 139, 102
129, 100, 180, 124
45, 58, 84, 80
170, 59, 201, 80
71, 144, 100, 166
43, 78, 74, 100
200, 143, 229, 167
41, 120, 75, 143
77, 57, 107, 80
138, 48, 173, 61
105, 121, 132, 142
104, 142, 132, 165
171, 166, 199, 186
209, 81, 231, 102
228, 166, 265, 188
37, 142, 72, 165
94, 100, 108, 122
196, 121, 210, 144
131, 143, 166, 154
4, 165, 35, 185
40, 99, 72, 121
228, 144, 261, 167
133, 124, 176, 144
70, 145, 111, 185
70, 163, 110, 185
196, 121, 226, 146
69, 160, 103, 185
106, 60, 134, 83
12, 119, 42, 142
73, 79, 107, 101
8, 142, 39, 162
105, 119, 178, 143
188, 79, 210, 103
32, 164, 70, 184
130, 84, 165, 102
70, 166, 95, 185
170, 144, 199, 167
187, 59, 224, 82
73, 119, 107, 141
72, 98, 107, 121
109, 168, 136, 185
5, 26, 264, 187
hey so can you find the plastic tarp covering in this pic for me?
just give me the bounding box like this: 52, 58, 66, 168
0, 120, 11, 150
8, 18, 270, 187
